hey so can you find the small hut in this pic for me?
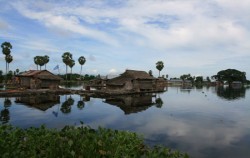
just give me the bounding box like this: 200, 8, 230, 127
106, 70, 158, 92
17, 70, 62, 89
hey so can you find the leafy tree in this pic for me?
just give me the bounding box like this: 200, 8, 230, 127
5, 54, 13, 73
78, 56, 86, 76
16, 69, 19, 75
69, 59, 75, 81
43, 55, 49, 70
37, 56, 45, 70
148, 70, 153, 76
195, 76, 203, 85
0, 70, 3, 83
34, 56, 39, 70
62, 52, 73, 81
156, 61, 164, 77
1, 42, 12, 75
212, 69, 247, 85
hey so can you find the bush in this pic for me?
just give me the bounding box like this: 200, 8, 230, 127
0, 124, 189, 158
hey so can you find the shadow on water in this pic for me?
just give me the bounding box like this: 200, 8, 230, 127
216, 86, 247, 100
104, 94, 163, 115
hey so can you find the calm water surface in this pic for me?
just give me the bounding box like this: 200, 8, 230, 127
1, 86, 250, 158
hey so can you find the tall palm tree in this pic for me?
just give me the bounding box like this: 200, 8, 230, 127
43, 55, 49, 70
37, 56, 45, 70
5, 54, 13, 73
62, 52, 72, 81
1, 42, 12, 75
78, 56, 86, 76
34, 56, 39, 70
156, 61, 164, 77
69, 59, 75, 81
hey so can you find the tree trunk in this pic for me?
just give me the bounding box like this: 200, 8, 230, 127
66, 65, 68, 81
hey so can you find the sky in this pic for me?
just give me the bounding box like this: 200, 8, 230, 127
0, 0, 250, 79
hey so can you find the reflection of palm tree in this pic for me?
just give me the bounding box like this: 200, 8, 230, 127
60, 96, 75, 114
1, 108, 10, 124
155, 98, 163, 108
77, 101, 85, 110
4, 98, 11, 108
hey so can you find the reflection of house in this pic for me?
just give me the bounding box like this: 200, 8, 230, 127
231, 81, 242, 88
17, 70, 62, 89
106, 70, 163, 92
105, 95, 155, 114
15, 94, 60, 111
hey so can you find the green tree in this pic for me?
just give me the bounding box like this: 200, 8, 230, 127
212, 69, 247, 85
37, 56, 45, 70
195, 76, 203, 85
16, 69, 19, 75
78, 56, 86, 76
156, 61, 164, 77
148, 70, 153, 76
69, 59, 75, 81
5, 54, 13, 73
62, 52, 73, 81
34, 56, 39, 70
1, 42, 12, 75
43, 55, 49, 70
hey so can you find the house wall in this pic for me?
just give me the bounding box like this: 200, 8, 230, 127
138, 80, 153, 90
20, 77, 31, 88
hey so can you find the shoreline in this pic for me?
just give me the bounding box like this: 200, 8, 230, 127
0, 88, 165, 98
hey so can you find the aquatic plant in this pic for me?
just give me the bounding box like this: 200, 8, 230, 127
0, 124, 189, 158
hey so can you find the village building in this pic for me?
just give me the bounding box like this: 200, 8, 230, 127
106, 69, 165, 92
17, 70, 62, 89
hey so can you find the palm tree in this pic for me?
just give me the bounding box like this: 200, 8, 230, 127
5, 54, 13, 73
34, 56, 39, 70
156, 61, 164, 77
62, 52, 73, 81
78, 56, 86, 76
43, 55, 49, 70
1, 42, 12, 75
37, 56, 45, 70
69, 59, 75, 81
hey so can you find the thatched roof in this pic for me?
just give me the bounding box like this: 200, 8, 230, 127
107, 70, 155, 86
18, 70, 62, 80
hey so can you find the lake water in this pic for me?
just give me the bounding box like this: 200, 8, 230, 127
1, 86, 250, 158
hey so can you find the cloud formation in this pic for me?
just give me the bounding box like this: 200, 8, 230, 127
0, 0, 249, 78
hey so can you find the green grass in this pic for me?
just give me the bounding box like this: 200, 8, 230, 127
0, 124, 189, 158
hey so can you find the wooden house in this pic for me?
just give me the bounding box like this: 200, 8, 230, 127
106, 70, 160, 92
17, 70, 62, 89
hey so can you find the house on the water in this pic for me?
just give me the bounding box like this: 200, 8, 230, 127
106, 70, 165, 92
17, 70, 62, 89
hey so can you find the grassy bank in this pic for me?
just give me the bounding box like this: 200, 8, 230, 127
0, 124, 189, 158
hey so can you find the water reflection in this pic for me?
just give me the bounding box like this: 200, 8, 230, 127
105, 94, 161, 114
15, 95, 60, 111
216, 86, 246, 100
1, 98, 12, 124
60, 96, 74, 114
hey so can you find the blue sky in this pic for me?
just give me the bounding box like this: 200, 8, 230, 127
0, 0, 250, 79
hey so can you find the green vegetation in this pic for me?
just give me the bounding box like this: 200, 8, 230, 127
1, 42, 13, 75
212, 69, 247, 85
156, 61, 164, 77
34, 55, 50, 70
0, 124, 188, 158
78, 56, 86, 76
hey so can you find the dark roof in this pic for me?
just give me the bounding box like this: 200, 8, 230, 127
107, 70, 156, 85
18, 70, 62, 80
